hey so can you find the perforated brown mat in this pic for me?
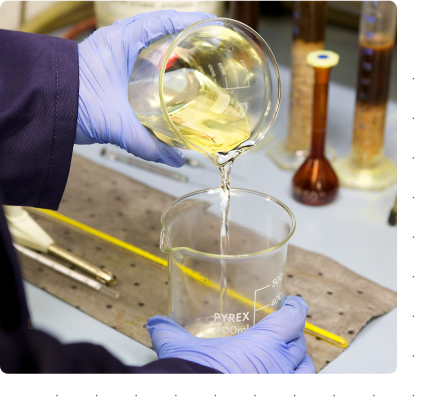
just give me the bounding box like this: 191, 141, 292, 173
19, 154, 397, 373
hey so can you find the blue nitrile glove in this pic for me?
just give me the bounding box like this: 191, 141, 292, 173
147, 296, 315, 374
76, 10, 215, 167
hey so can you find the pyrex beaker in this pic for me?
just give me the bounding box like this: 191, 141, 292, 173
128, 18, 280, 166
160, 188, 296, 338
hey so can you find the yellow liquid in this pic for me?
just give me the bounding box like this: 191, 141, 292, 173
162, 70, 254, 324
162, 69, 251, 164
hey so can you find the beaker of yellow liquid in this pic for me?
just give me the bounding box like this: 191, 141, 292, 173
128, 18, 281, 166
159, 188, 295, 338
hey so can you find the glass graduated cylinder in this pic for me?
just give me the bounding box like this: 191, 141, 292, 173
332, 1, 397, 190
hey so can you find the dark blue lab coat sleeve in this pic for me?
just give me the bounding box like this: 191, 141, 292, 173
0, 29, 220, 374
0, 29, 77, 209
0, 323, 220, 374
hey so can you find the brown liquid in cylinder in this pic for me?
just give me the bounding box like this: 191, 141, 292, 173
293, 1, 327, 43
287, 1, 326, 153
351, 36, 394, 168
229, 1, 260, 32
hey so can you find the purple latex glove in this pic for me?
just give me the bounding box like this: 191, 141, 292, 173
76, 10, 215, 167
147, 296, 315, 374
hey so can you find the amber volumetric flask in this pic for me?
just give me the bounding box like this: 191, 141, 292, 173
292, 51, 339, 206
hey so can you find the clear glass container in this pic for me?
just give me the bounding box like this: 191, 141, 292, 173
333, 1, 397, 190
160, 188, 296, 338
128, 18, 281, 167
268, 1, 336, 170
229, 1, 260, 32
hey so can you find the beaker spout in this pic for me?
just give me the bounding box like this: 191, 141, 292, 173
159, 228, 170, 252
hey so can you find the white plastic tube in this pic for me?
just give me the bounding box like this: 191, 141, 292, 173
4, 206, 54, 252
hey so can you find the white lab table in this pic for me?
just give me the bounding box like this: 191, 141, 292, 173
24, 65, 397, 374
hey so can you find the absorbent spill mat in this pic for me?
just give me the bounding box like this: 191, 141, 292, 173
19, 154, 397, 372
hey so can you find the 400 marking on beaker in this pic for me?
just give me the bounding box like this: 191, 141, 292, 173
213, 273, 284, 335
253, 272, 284, 325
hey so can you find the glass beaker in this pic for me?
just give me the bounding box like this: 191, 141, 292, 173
128, 18, 281, 167
332, 1, 397, 190
160, 188, 295, 338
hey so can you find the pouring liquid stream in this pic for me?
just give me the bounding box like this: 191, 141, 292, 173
162, 67, 259, 334
219, 161, 233, 319
216, 138, 259, 332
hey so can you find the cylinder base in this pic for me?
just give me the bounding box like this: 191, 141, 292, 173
333, 154, 397, 190
268, 139, 337, 170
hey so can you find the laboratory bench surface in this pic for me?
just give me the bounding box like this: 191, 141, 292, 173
24, 23, 397, 374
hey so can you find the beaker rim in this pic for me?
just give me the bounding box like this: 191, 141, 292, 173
160, 188, 296, 259
158, 17, 281, 161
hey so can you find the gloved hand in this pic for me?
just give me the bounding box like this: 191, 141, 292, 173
76, 10, 215, 167
147, 296, 315, 374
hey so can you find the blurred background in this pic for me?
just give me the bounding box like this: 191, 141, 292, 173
0, 0, 443, 43
0, 1, 396, 101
